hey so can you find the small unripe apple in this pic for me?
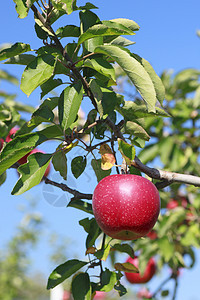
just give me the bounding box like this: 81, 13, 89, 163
92, 174, 160, 240
125, 256, 156, 284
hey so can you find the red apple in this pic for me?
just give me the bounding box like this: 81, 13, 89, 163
93, 291, 106, 299
92, 174, 160, 240
125, 256, 156, 284
146, 230, 157, 240
166, 199, 179, 210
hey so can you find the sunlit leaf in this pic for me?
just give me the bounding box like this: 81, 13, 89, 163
94, 45, 157, 112
118, 139, 135, 165
12, 152, 52, 195
58, 81, 83, 130
0, 42, 31, 61
21, 54, 56, 96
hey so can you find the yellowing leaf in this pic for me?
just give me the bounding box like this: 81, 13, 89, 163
99, 144, 115, 170
85, 247, 96, 255
114, 262, 139, 273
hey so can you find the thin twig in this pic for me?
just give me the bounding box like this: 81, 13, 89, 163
44, 177, 92, 200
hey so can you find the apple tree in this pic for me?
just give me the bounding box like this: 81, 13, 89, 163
0, 1, 200, 299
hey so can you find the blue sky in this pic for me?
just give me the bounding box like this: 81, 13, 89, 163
1, 0, 200, 299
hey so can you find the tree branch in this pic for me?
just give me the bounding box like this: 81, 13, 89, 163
31, 3, 200, 190
132, 156, 200, 188
44, 177, 92, 200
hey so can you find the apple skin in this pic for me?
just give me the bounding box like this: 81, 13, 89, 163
92, 174, 160, 240
125, 256, 156, 284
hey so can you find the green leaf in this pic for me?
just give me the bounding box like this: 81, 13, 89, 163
71, 156, 87, 178
193, 85, 200, 108
78, 21, 135, 47
0, 43, 31, 61
91, 159, 111, 182
158, 236, 175, 262
67, 199, 93, 214
62, 0, 78, 14
79, 217, 92, 233
40, 77, 63, 99
118, 100, 169, 120
21, 54, 56, 96
80, 10, 103, 53
131, 53, 165, 104
138, 143, 159, 164
29, 106, 54, 126
4, 53, 36, 65
72, 272, 91, 300
94, 45, 158, 112
56, 25, 80, 38
4, 98, 34, 114
86, 218, 101, 248
114, 282, 127, 297
105, 36, 135, 47
58, 81, 84, 130
125, 121, 150, 141
52, 150, 67, 180
0, 125, 62, 175
47, 259, 88, 289
108, 18, 139, 32
78, 2, 98, 10
94, 237, 112, 261
34, 18, 54, 37
118, 139, 135, 165
84, 58, 116, 83
89, 79, 103, 117
27, 97, 58, 128
11, 153, 52, 195
100, 269, 117, 292
13, 0, 36, 18
112, 243, 134, 258
0, 70, 18, 85
34, 21, 49, 40
159, 208, 186, 237
0, 172, 6, 186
